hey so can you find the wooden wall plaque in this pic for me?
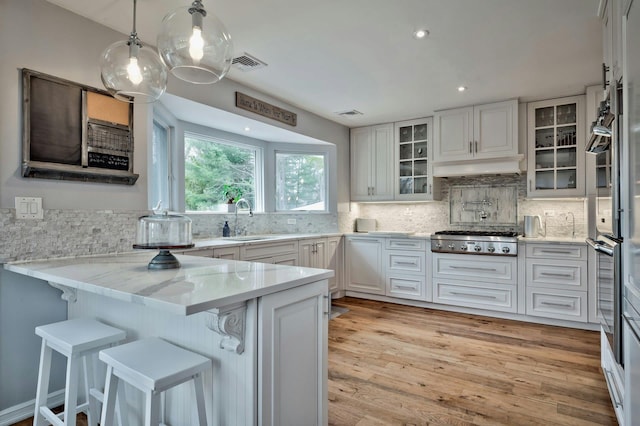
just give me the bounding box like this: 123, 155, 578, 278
235, 92, 297, 126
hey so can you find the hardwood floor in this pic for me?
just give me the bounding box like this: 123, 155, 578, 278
14, 297, 616, 425
328, 297, 618, 426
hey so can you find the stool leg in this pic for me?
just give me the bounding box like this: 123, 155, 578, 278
64, 356, 79, 426
145, 390, 161, 426
116, 380, 129, 426
100, 365, 119, 426
193, 373, 208, 426
33, 341, 52, 426
83, 355, 99, 426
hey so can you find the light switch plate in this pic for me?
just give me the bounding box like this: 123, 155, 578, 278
15, 197, 43, 219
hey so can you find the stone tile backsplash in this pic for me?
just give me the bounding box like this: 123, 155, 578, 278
0, 209, 339, 263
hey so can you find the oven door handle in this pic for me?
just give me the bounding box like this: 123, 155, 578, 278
586, 237, 614, 256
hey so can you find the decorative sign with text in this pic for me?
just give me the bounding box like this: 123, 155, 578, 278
235, 92, 297, 127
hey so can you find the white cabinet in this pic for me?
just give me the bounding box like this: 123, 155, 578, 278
258, 280, 328, 426
345, 236, 385, 295
524, 243, 588, 322
326, 236, 343, 294
433, 99, 519, 164
350, 124, 394, 201
213, 246, 239, 260
240, 240, 299, 265
299, 238, 327, 269
606, 325, 625, 425
526, 95, 586, 197
384, 238, 428, 301
394, 118, 440, 201
432, 253, 518, 313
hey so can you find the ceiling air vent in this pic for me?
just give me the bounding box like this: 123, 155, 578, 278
336, 110, 363, 117
232, 53, 268, 72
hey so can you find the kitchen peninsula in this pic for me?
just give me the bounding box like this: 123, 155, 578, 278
5, 253, 332, 425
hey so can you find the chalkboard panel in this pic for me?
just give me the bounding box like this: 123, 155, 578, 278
88, 152, 129, 170
29, 76, 82, 165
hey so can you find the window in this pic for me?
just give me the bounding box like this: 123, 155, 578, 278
184, 133, 259, 212
150, 119, 171, 210
275, 152, 326, 211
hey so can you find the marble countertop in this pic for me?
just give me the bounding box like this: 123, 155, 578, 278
4, 252, 333, 316
192, 232, 343, 249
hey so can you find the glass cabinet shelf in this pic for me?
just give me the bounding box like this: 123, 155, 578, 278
527, 96, 585, 196
395, 118, 440, 200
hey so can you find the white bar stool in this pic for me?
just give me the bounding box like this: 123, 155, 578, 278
99, 337, 211, 426
34, 318, 126, 426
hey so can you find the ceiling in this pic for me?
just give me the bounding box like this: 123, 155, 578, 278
46, 0, 603, 133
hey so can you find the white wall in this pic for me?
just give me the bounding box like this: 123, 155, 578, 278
0, 0, 350, 211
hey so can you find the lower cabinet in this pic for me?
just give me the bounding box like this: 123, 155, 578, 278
213, 246, 239, 260
258, 280, 328, 426
345, 236, 385, 294
524, 243, 588, 322
327, 236, 343, 294
241, 240, 299, 265
432, 253, 518, 313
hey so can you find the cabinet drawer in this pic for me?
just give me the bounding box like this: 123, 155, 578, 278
181, 248, 213, 257
525, 243, 587, 260
433, 280, 517, 313
526, 288, 587, 322
386, 250, 425, 275
387, 275, 427, 302
433, 254, 516, 284
526, 259, 587, 291
241, 240, 299, 260
385, 238, 426, 251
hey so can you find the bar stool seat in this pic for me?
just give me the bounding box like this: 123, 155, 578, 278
99, 337, 211, 426
34, 318, 126, 426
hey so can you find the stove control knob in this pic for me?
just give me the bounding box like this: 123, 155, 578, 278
434, 243, 442, 249
501, 246, 511, 254
474, 245, 482, 252
459, 245, 467, 251
448, 244, 455, 250
487, 246, 496, 253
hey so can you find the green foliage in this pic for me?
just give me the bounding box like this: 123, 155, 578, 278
184, 136, 255, 211
275, 153, 325, 211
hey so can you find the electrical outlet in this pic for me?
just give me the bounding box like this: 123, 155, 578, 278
287, 218, 296, 225
544, 210, 555, 217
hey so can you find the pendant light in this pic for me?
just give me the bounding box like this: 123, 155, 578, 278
100, 0, 167, 103
157, 1, 234, 84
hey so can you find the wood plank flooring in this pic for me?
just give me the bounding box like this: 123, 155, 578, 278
328, 297, 617, 426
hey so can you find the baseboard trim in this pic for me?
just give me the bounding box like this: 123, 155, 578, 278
0, 389, 65, 426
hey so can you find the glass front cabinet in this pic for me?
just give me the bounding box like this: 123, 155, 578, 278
394, 118, 441, 201
526, 95, 586, 197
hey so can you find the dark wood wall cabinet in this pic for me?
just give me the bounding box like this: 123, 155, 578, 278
22, 69, 139, 185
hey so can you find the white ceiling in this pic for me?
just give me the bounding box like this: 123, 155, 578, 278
46, 0, 603, 134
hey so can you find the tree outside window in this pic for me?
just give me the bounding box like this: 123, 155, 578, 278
275, 153, 326, 211
184, 134, 256, 211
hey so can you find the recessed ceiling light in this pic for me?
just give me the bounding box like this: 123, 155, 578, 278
413, 29, 429, 39
458, 86, 467, 92
244, 127, 251, 131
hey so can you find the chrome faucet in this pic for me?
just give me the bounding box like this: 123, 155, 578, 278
234, 198, 253, 236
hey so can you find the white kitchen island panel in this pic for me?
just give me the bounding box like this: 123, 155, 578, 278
5, 253, 332, 426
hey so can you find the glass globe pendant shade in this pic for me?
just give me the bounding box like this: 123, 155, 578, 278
100, 39, 168, 103
157, 1, 234, 84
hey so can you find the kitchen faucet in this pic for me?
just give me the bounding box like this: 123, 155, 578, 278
234, 198, 253, 236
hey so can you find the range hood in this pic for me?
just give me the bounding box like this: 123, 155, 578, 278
433, 155, 524, 177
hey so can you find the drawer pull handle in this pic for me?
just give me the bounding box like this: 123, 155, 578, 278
395, 285, 417, 291
539, 250, 574, 255
394, 261, 418, 266
540, 272, 573, 278
450, 291, 497, 300
540, 301, 574, 308
450, 265, 498, 272
393, 243, 417, 247
603, 368, 623, 408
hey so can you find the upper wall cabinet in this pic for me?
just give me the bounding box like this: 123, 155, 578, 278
526, 95, 586, 198
432, 99, 520, 176
394, 118, 440, 201
350, 124, 394, 201
601, 0, 624, 89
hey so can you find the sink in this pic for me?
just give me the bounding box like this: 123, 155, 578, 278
226, 236, 278, 241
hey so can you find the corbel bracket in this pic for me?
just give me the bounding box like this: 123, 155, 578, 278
48, 282, 77, 303
205, 301, 247, 355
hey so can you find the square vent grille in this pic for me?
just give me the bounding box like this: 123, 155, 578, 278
232, 53, 268, 72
